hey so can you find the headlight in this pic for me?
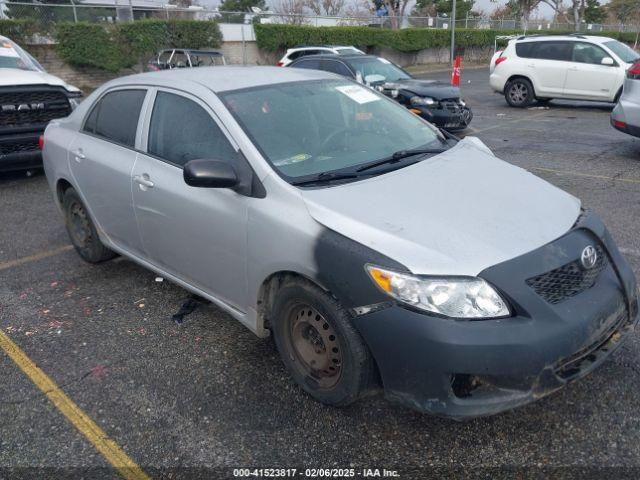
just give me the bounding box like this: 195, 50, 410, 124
410, 96, 436, 107
459, 99, 466, 107
67, 91, 83, 110
366, 265, 510, 319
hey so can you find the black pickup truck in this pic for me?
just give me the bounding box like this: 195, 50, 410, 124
0, 36, 82, 172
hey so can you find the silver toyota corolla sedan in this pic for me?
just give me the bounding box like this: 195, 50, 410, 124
42, 67, 638, 419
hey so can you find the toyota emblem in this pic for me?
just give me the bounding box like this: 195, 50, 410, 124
581, 245, 598, 270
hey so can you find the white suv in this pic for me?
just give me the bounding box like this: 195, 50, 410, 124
276, 45, 364, 67
490, 35, 640, 107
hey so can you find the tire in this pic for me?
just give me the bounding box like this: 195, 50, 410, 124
270, 278, 376, 406
62, 188, 116, 264
505, 78, 535, 108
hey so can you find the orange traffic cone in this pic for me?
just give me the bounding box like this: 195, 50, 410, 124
451, 55, 461, 87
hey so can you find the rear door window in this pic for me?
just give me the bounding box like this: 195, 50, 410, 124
322, 60, 353, 77
532, 41, 573, 61
147, 91, 236, 167
83, 89, 146, 147
292, 58, 322, 70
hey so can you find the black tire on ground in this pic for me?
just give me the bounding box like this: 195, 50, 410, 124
505, 78, 535, 108
62, 187, 116, 264
270, 278, 377, 407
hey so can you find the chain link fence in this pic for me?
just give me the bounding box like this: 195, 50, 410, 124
1, 1, 639, 34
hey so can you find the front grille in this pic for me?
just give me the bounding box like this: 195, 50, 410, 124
0, 87, 71, 128
0, 138, 39, 156
439, 98, 463, 113
526, 245, 608, 304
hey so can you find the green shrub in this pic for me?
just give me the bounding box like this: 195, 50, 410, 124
55, 20, 222, 72
55, 22, 130, 72
255, 23, 638, 53
168, 19, 222, 49
0, 19, 36, 44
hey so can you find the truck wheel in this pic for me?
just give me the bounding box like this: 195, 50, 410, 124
271, 278, 376, 406
505, 78, 534, 108
62, 188, 116, 264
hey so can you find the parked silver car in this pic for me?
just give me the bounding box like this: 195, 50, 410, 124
612, 61, 640, 138
42, 67, 638, 419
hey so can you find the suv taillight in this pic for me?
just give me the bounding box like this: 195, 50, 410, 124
495, 56, 507, 66
628, 61, 640, 79
276, 61, 284, 67
38, 135, 44, 150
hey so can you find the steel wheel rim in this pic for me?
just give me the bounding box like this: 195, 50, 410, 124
288, 303, 342, 389
69, 201, 92, 247
509, 83, 528, 104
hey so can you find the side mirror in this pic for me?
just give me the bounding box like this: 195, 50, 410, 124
601, 57, 615, 66
183, 159, 239, 189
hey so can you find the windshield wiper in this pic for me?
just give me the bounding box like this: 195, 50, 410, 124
356, 148, 447, 173
291, 171, 362, 187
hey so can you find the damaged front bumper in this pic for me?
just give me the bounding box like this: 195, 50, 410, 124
352, 211, 638, 419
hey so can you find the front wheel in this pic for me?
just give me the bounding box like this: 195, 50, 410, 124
505, 78, 535, 108
271, 278, 377, 406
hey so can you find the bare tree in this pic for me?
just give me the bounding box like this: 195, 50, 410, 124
517, 0, 541, 29
274, 0, 308, 24
340, 0, 372, 24
381, 0, 412, 29
305, 0, 346, 16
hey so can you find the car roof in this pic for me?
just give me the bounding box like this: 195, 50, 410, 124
103, 66, 339, 93
290, 53, 379, 64
290, 45, 356, 49
160, 48, 223, 55
515, 34, 616, 44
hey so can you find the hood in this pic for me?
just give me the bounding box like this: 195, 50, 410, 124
387, 79, 460, 100
0, 68, 79, 92
301, 137, 581, 276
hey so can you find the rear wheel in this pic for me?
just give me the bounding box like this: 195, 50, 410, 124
271, 278, 376, 406
505, 78, 534, 108
63, 188, 116, 263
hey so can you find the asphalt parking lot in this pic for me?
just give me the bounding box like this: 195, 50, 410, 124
1, 66, 640, 478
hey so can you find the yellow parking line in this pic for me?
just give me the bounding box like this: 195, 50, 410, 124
0, 330, 151, 480
530, 166, 640, 185
0, 245, 74, 272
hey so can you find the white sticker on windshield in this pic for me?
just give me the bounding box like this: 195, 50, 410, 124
378, 57, 391, 64
0, 44, 19, 58
335, 85, 380, 104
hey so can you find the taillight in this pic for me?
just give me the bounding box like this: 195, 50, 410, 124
495, 56, 507, 67
38, 135, 44, 150
276, 61, 284, 67
628, 61, 640, 79
614, 120, 628, 129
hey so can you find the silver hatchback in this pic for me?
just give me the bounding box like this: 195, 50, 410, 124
43, 67, 638, 418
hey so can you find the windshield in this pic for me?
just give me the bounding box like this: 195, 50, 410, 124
349, 57, 411, 83
0, 38, 42, 71
604, 41, 640, 64
221, 80, 444, 181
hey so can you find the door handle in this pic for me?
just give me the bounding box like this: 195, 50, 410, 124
71, 149, 85, 162
134, 174, 154, 189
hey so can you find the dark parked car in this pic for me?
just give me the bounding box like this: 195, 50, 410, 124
147, 49, 226, 71
288, 54, 473, 131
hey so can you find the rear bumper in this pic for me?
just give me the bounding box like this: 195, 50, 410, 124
0, 132, 42, 172
490, 72, 506, 93
611, 100, 640, 138
353, 211, 638, 419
